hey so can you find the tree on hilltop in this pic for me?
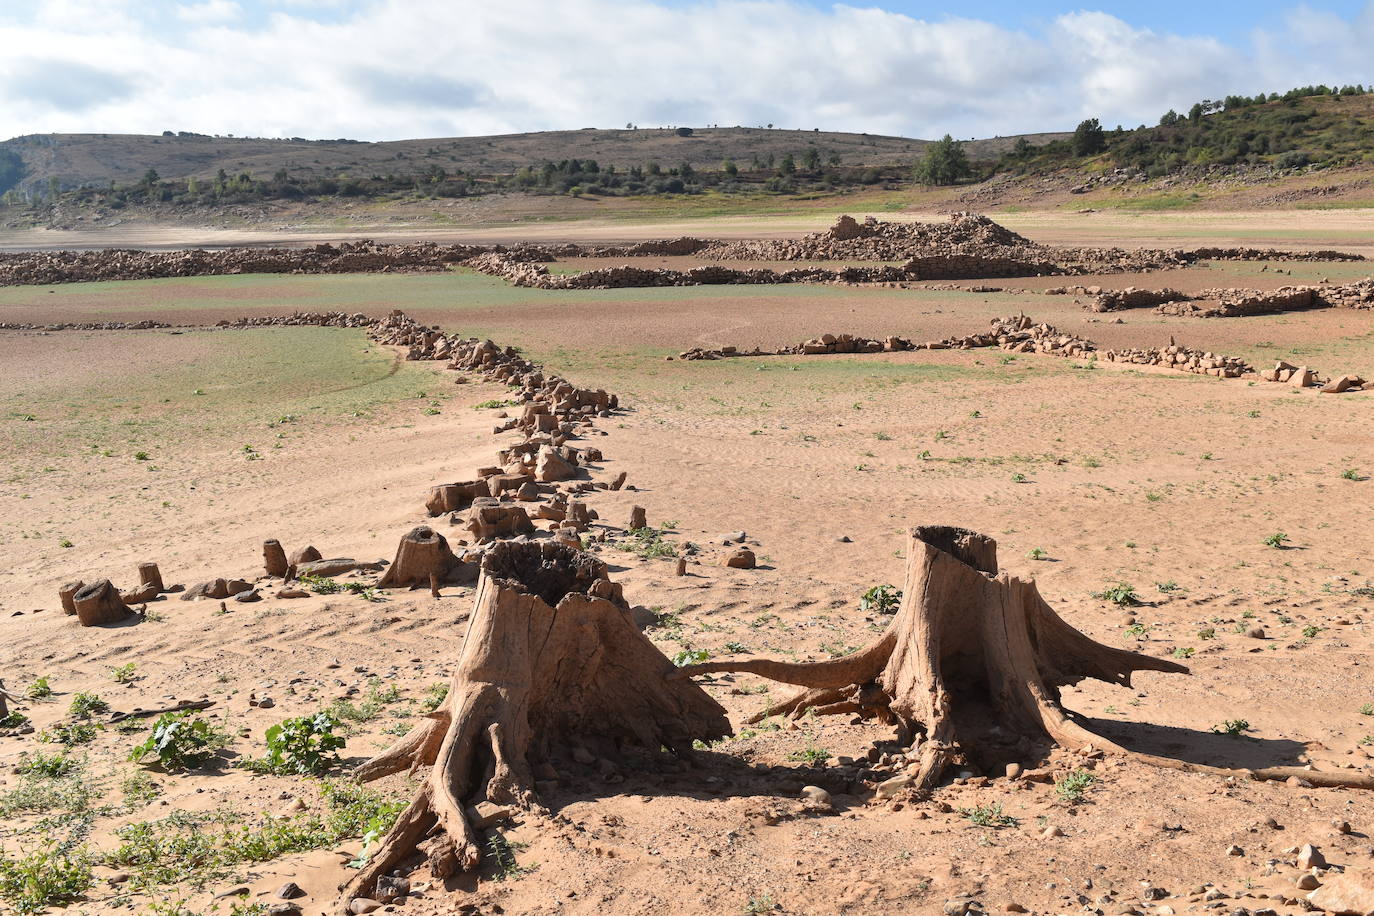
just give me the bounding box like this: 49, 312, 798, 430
913, 134, 971, 185
1072, 118, 1106, 156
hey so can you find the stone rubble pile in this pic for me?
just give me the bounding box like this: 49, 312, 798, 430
1090, 278, 1373, 318
676, 314, 1366, 392
0, 319, 175, 331
0, 240, 489, 287
2, 214, 1363, 292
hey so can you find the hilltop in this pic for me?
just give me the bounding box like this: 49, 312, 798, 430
0, 126, 1071, 198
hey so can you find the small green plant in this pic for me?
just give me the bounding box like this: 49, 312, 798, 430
1094, 582, 1139, 606
723, 641, 749, 654
111, 663, 138, 683
672, 648, 710, 667
1342, 468, 1362, 480
1211, 719, 1250, 737
421, 683, 449, 712
1054, 769, 1096, 802
473, 399, 517, 410
859, 584, 901, 615
1360, 703, 1374, 716
40, 722, 97, 746
130, 712, 228, 771
252, 713, 346, 776
874, 432, 891, 441
1247, 409, 1260, 418
1198, 627, 1216, 640
959, 802, 1018, 828
25, 677, 52, 700
744, 892, 777, 914
1302, 624, 1324, 639
620, 526, 677, 559
134, 451, 150, 461
0, 844, 94, 915
1123, 622, 1154, 641
18, 752, 78, 778
487, 834, 535, 880
1172, 646, 1195, 659
786, 746, 830, 766
57, 538, 73, 548
1011, 472, 1027, 483
68, 692, 110, 719
1263, 532, 1289, 548
1026, 547, 1047, 561
121, 771, 162, 806
1156, 580, 1180, 593
0, 710, 28, 728
1083, 457, 1102, 468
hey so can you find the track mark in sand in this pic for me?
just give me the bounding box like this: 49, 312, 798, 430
692, 314, 758, 349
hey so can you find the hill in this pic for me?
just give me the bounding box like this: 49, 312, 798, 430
0, 127, 1072, 198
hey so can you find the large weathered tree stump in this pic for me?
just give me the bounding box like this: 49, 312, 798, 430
340, 540, 729, 908
376, 526, 476, 589
72, 579, 135, 627
677, 525, 1374, 793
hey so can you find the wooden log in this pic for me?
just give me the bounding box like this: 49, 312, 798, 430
137, 562, 165, 593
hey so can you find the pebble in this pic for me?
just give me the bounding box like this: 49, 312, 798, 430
1295, 874, 1320, 891
349, 899, 382, 915
1041, 825, 1064, 838
1226, 844, 1244, 856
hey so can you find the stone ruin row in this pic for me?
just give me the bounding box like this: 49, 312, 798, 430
56, 307, 684, 625
677, 315, 1366, 393
1088, 278, 1374, 318
2, 214, 1363, 291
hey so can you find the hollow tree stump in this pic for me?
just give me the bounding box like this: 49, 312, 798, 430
72, 579, 134, 627
340, 540, 728, 908
376, 525, 476, 589
263, 540, 289, 578
137, 562, 165, 593
676, 525, 1374, 793
58, 580, 84, 616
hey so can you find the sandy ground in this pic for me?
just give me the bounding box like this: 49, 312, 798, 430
2, 236, 1374, 916
1, 206, 1372, 256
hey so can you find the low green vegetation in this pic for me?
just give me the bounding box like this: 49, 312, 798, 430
959, 802, 1018, 828
0, 844, 94, 915
859, 584, 901, 615
1054, 769, 1096, 802
129, 712, 229, 771
105, 781, 405, 891
1093, 582, 1139, 606
246, 713, 346, 776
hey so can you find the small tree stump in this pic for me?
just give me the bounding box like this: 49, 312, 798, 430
340, 540, 728, 908
73, 579, 134, 627
629, 506, 647, 530
377, 526, 475, 589
263, 540, 289, 578
58, 580, 85, 616
137, 562, 165, 593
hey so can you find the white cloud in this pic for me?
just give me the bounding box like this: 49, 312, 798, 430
0, 0, 1371, 142
175, 1, 243, 23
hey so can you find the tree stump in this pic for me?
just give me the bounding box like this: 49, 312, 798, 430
340, 540, 729, 908
376, 526, 476, 589
263, 540, 289, 578
58, 580, 85, 616
137, 561, 165, 593
629, 506, 647, 530
72, 579, 134, 627
676, 525, 1374, 793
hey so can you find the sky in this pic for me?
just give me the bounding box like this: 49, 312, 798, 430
0, 0, 1372, 143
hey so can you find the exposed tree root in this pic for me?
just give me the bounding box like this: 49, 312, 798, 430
676, 525, 1374, 794
338, 540, 729, 910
